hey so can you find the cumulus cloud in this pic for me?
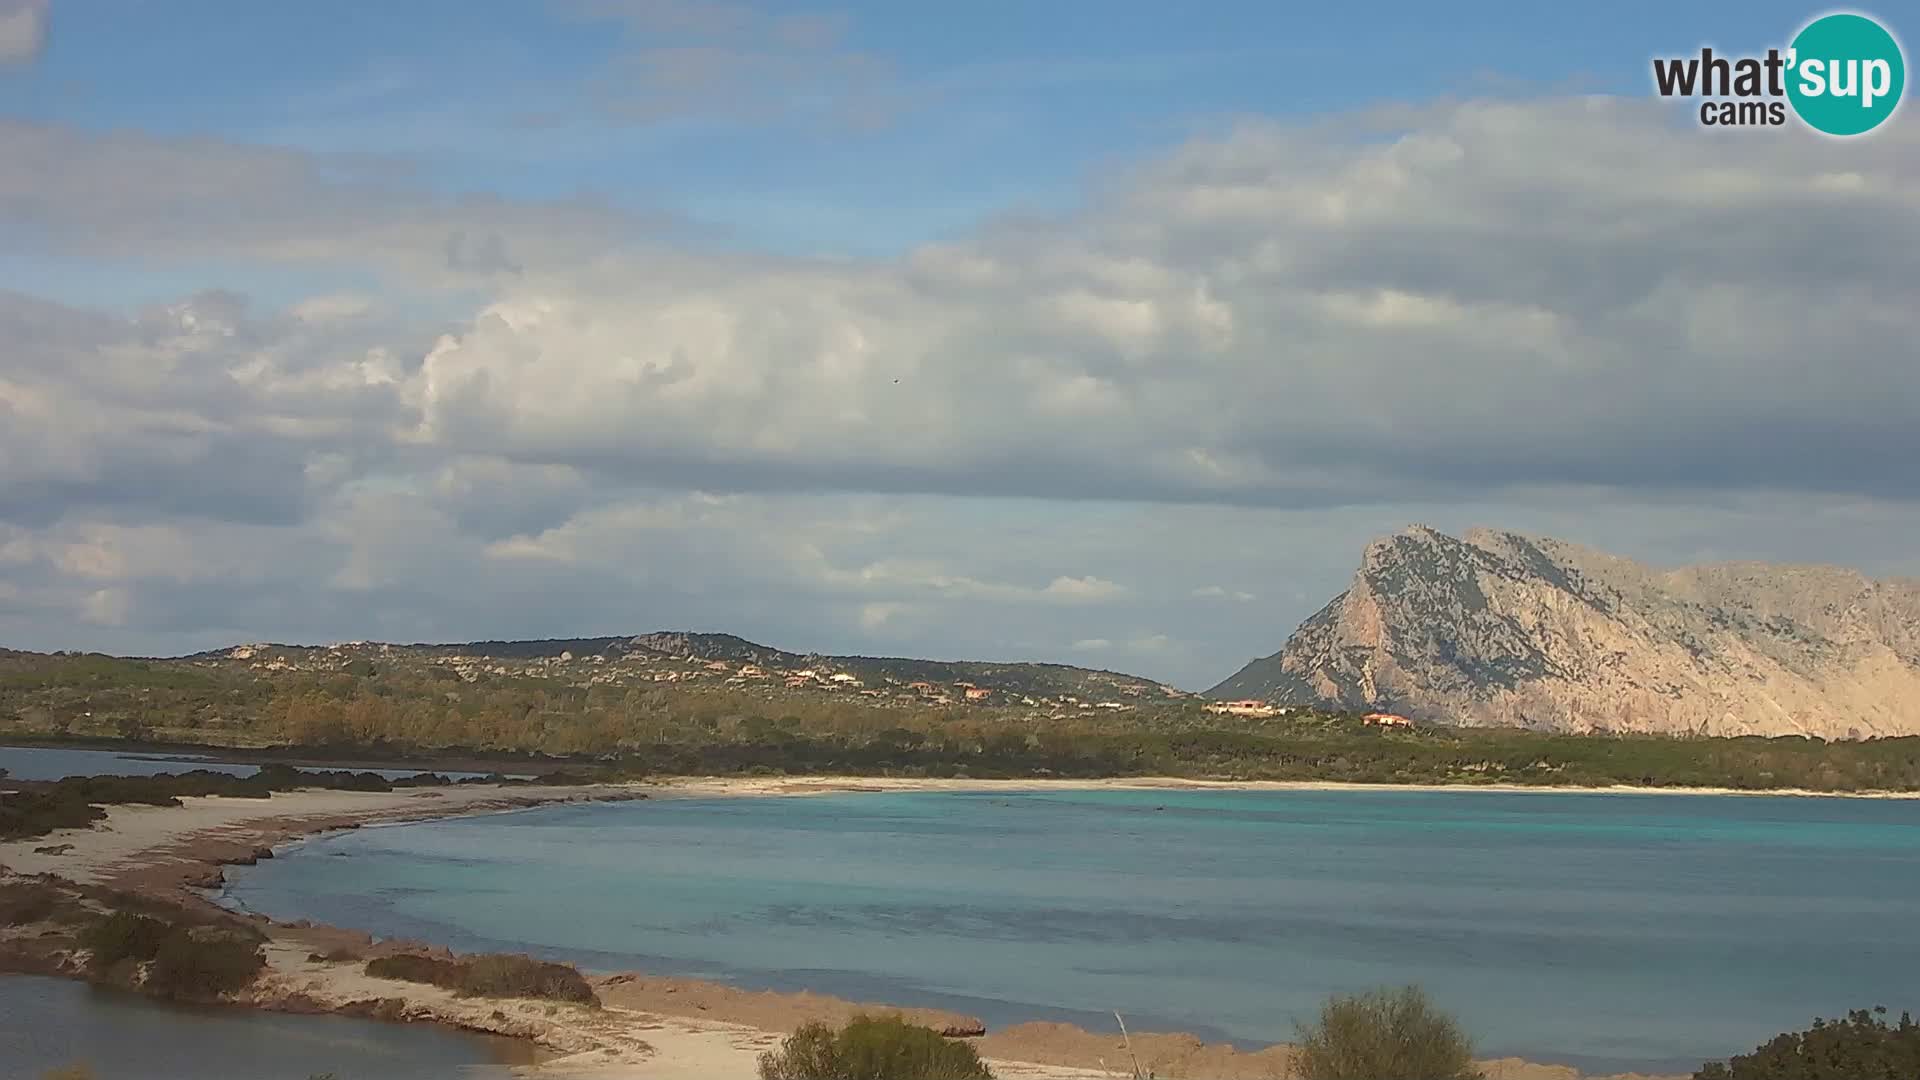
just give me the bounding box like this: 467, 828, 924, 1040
385, 99, 1920, 507
80, 587, 131, 627
0, 0, 47, 67
6, 94, 1920, 685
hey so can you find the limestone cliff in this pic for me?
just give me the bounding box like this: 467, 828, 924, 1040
1209, 526, 1920, 738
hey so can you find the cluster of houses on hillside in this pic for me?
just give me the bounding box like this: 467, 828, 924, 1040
1201, 698, 1419, 729
1205, 699, 1293, 718
212, 643, 1157, 714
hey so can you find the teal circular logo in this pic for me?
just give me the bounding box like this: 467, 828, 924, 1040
1787, 13, 1906, 136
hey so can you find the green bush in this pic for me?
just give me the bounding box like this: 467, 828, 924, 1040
366, 952, 598, 1005
1694, 1007, 1920, 1079
1293, 986, 1482, 1080
758, 1015, 994, 1080
457, 953, 597, 1003
145, 928, 266, 1000
365, 953, 462, 986
78, 912, 170, 970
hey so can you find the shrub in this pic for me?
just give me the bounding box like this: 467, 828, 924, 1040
146, 928, 265, 1000
78, 912, 169, 970
1694, 1007, 1920, 1079
366, 952, 598, 1005
0, 881, 60, 926
758, 1014, 995, 1080
366, 953, 462, 986
457, 953, 597, 1004
1293, 985, 1482, 1080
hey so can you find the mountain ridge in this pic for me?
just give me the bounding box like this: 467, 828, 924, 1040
1209, 525, 1920, 738
182, 632, 1188, 703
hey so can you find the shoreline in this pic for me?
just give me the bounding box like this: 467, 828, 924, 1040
644, 772, 1920, 801
15, 740, 1920, 801
1, 778, 1709, 1079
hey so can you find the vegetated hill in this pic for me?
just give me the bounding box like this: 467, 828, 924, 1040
185, 632, 1187, 705
1209, 525, 1920, 738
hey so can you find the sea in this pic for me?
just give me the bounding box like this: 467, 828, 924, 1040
209, 786, 1920, 1076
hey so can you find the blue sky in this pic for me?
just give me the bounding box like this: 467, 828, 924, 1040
1, 0, 1842, 259
0, 1, 1915, 685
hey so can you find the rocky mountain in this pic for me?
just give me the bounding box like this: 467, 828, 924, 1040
1209, 526, 1920, 738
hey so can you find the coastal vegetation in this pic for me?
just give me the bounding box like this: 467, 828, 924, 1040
364, 951, 599, 1005
1293, 985, 1482, 1080
758, 1014, 996, 1080
1693, 1007, 1920, 1079
7, 645, 1920, 794
75, 905, 265, 1000
146, 925, 267, 1000
0, 765, 536, 841
2, 876, 266, 1002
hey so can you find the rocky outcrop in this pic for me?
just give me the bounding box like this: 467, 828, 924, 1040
1210, 526, 1920, 738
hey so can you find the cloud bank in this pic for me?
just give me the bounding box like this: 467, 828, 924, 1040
2, 94, 1917, 684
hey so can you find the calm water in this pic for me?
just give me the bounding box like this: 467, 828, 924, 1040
0, 745, 520, 783
223, 788, 1920, 1075
0, 975, 530, 1079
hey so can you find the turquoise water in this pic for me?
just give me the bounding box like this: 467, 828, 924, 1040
0, 974, 530, 1079
223, 788, 1920, 1075
0, 744, 521, 782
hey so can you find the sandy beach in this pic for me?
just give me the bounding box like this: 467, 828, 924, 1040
650, 772, 1920, 801
0, 778, 1693, 1080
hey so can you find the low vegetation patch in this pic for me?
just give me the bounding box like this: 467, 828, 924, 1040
1293, 985, 1483, 1080
146, 927, 266, 1001
64, 895, 264, 999
78, 912, 170, 970
0, 880, 89, 927
0, 765, 478, 842
366, 952, 598, 1005
1694, 1007, 1920, 1079
758, 1014, 995, 1080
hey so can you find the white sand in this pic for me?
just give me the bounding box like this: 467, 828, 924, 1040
0, 784, 608, 883
650, 773, 1920, 800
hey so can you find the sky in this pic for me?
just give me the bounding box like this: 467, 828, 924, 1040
0, 1, 1915, 689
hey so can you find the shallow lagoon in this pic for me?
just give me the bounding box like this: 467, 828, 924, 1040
224, 787, 1920, 1075
0, 974, 533, 1079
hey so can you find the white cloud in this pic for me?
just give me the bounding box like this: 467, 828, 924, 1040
1042, 575, 1125, 602
858, 601, 912, 631
1193, 585, 1256, 602
80, 587, 131, 627
361, 99, 1919, 510
0, 0, 47, 67
5, 94, 1920, 688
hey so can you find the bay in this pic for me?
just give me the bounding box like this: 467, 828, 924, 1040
221, 787, 1920, 1076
